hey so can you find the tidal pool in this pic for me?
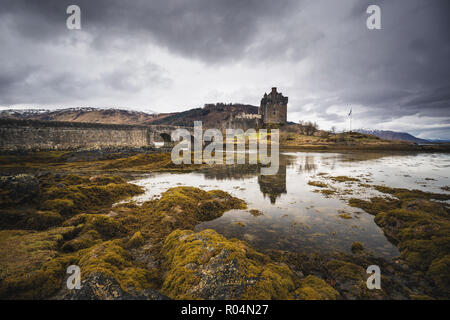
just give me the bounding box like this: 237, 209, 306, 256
123, 152, 450, 260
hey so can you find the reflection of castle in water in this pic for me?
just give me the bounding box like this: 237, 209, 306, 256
199, 154, 296, 204
257, 163, 287, 204
297, 155, 317, 174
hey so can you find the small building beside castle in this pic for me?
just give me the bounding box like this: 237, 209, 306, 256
259, 87, 288, 125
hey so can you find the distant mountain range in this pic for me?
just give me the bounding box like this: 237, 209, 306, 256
0, 107, 166, 125
355, 129, 431, 144
0, 104, 258, 128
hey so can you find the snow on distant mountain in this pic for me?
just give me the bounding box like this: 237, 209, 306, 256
0, 107, 167, 125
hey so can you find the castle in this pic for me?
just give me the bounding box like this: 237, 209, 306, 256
259, 87, 288, 125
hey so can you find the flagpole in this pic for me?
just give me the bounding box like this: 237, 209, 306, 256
349, 106, 352, 133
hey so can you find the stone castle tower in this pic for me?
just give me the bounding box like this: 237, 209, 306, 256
259, 87, 288, 125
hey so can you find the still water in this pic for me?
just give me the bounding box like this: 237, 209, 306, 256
123, 152, 450, 260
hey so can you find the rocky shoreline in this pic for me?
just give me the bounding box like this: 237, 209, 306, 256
0, 152, 449, 300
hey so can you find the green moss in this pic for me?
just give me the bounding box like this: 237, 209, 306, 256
161, 229, 296, 300
41, 199, 75, 215
249, 209, 263, 217
126, 231, 145, 249
63, 214, 126, 239
338, 213, 352, 220
325, 260, 364, 282
0, 209, 63, 230
319, 189, 336, 196
348, 185, 450, 298
0, 227, 77, 299
153, 187, 246, 223
61, 229, 101, 252
330, 176, 360, 183
77, 240, 160, 293
308, 181, 328, 188
38, 174, 144, 216
294, 275, 339, 300
374, 185, 450, 201
351, 242, 364, 254
348, 197, 401, 215
427, 255, 450, 294
100, 153, 202, 172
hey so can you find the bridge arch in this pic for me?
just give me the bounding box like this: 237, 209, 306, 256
160, 132, 173, 147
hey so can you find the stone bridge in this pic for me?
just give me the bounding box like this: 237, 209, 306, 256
0, 119, 196, 151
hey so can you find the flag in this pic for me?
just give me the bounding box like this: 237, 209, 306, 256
348, 108, 352, 116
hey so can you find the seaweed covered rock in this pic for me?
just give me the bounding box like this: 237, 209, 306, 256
39, 174, 144, 215
348, 186, 450, 298
0, 227, 77, 299
63, 214, 126, 239
427, 255, 450, 293
154, 187, 247, 222
55, 272, 169, 300
0, 209, 63, 230
161, 229, 297, 300
76, 240, 160, 293
0, 174, 39, 205
126, 231, 145, 249
351, 242, 364, 254
294, 275, 339, 300
325, 260, 384, 300
115, 187, 247, 249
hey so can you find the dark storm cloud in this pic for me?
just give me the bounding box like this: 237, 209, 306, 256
0, 0, 449, 138
1, 0, 300, 62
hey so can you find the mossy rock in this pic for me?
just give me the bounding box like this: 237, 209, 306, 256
77, 240, 160, 293
41, 199, 75, 215
330, 176, 360, 183
427, 254, 450, 295
326, 260, 364, 282
0, 209, 63, 230
155, 187, 246, 223
126, 231, 145, 249
161, 229, 297, 299
325, 259, 381, 299
61, 229, 101, 252
0, 227, 77, 299
294, 275, 340, 300
63, 214, 126, 239
0, 174, 39, 206
348, 186, 450, 298
348, 197, 401, 215
38, 174, 144, 215
351, 242, 364, 254
308, 181, 328, 188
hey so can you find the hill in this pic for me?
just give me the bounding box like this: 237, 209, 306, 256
355, 129, 430, 144
0, 108, 169, 125
0, 104, 258, 128
149, 103, 258, 127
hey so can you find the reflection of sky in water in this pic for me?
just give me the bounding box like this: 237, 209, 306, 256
122, 152, 450, 261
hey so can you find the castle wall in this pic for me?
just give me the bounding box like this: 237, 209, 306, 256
0, 119, 151, 151
261, 103, 287, 124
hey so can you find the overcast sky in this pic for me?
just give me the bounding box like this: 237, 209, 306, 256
0, 0, 449, 139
